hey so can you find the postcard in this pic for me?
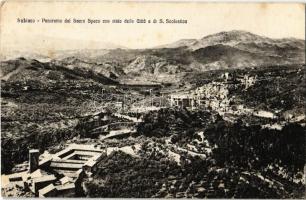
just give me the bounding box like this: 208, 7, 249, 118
1, 1, 305, 198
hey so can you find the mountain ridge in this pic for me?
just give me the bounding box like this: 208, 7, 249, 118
158, 30, 305, 50
1, 30, 304, 84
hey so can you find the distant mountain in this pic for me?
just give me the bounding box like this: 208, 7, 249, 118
123, 30, 305, 76
0, 57, 118, 85
158, 30, 305, 50
1, 31, 304, 85
64, 31, 305, 83
191, 30, 279, 50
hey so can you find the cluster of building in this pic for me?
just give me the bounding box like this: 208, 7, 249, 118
169, 72, 258, 110
167, 72, 287, 124
169, 81, 232, 112
2, 144, 106, 197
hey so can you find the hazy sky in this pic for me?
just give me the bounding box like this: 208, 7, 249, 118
1, 1, 305, 53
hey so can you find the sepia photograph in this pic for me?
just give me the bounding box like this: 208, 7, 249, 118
0, 1, 305, 198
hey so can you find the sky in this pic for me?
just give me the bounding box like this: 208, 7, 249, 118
0, 1, 305, 54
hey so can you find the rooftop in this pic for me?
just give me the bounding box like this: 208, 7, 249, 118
55, 183, 75, 191
38, 184, 56, 196
59, 176, 73, 185
32, 174, 57, 183
49, 162, 84, 170
29, 149, 39, 153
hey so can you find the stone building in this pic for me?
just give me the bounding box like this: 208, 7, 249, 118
1, 144, 106, 197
